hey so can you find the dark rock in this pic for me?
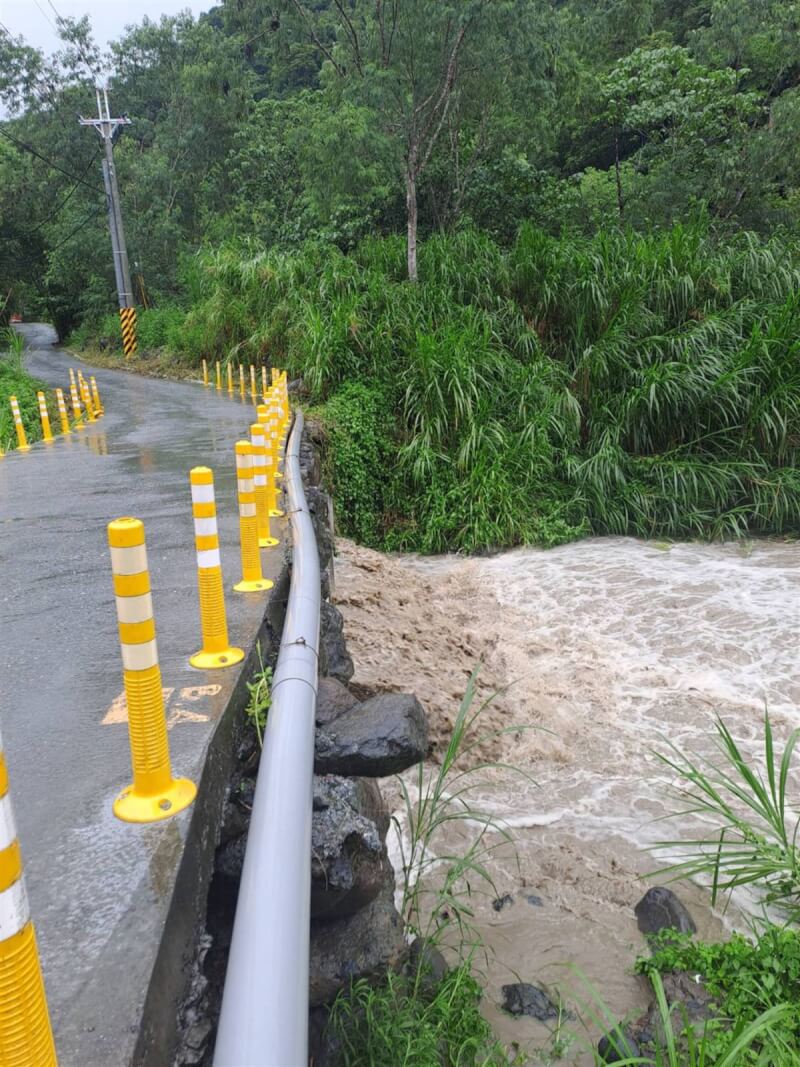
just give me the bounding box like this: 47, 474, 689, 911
356, 777, 390, 838
525, 894, 544, 907
492, 893, 514, 912
316, 677, 359, 727
288, 377, 307, 396
407, 937, 448, 990
319, 602, 354, 683
311, 775, 391, 920
215, 832, 247, 883
635, 887, 697, 939
629, 971, 716, 1053
309, 1006, 341, 1067
310, 882, 406, 1006
315, 693, 428, 777
501, 983, 559, 1021
598, 1030, 642, 1063
307, 486, 334, 571
320, 566, 331, 601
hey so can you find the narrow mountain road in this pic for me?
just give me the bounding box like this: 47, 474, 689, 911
0, 325, 285, 1064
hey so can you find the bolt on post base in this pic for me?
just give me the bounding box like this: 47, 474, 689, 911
258, 535, 280, 548
113, 776, 197, 824
268, 507, 284, 518
233, 577, 274, 593
190, 646, 244, 670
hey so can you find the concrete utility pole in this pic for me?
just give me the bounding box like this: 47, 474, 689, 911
79, 87, 137, 356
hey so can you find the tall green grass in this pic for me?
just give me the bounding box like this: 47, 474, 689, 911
0, 329, 48, 452
76, 223, 800, 551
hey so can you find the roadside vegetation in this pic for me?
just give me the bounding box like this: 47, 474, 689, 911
73, 224, 800, 553
0, 328, 49, 452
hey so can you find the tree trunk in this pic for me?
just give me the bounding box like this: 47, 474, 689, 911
614, 132, 624, 221
406, 169, 418, 283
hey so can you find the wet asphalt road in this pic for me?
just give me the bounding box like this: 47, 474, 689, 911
0, 325, 285, 1064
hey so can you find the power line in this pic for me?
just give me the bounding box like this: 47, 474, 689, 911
24, 149, 101, 235
46, 203, 105, 254
45, 0, 99, 82
0, 127, 104, 194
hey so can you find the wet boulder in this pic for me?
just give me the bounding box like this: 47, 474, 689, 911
501, 983, 559, 1021
598, 1030, 642, 1063
316, 677, 359, 727
309, 882, 406, 1006
311, 775, 391, 921
319, 602, 354, 683
635, 887, 696, 939
315, 693, 428, 777
307, 486, 334, 571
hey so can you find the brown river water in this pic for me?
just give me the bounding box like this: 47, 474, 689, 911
333, 536, 800, 1063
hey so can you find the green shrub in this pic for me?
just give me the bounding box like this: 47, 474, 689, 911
0, 331, 48, 451
635, 930, 800, 1064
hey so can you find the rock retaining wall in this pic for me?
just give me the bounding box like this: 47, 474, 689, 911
176, 420, 429, 1066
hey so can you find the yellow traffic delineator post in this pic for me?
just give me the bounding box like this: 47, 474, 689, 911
9, 396, 30, 453
239, 365, 245, 399
0, 726, 58, 1066
261, 365, 267, 400
265, 419, 284, 518
189, 468, 244, 669
79, 378, 96, 423
36, 393, 54, 443
108, 517, 197, 823
69, 383, 85, 431
249, 365, 257, 402
250, 423, 278, 549
233, 442, 273, 593
215, 361, 222, 391
271, 367, 279, 385
202, 359, 209, 387
227, 363, 234, 395
90, 377, 103, 416
55, 389, 71, 435
69, 367, 77, 393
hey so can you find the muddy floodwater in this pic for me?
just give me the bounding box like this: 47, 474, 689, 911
334, 536, 799, 1062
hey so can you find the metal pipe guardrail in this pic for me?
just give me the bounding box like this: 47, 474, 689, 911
214, 410, 320, 1067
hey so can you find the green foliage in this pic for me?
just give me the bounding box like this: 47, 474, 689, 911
316, 383, 394, 548
584, 973, 797, 1062
158, 222, 800, 552
327, 964, 511, 1067
244, 643, 272, 747
0, 330, 47, 451
634, 931, 800, 1064
652, 711, 800, 923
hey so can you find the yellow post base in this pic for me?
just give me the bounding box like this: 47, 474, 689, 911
258, 535, 280, 548
268, 507, 284, 518
190, 647, 245, 670
15, 444, 30, 454
113, 776, 197, 824
234, 577, 274, 593
0, 924, 57, 1067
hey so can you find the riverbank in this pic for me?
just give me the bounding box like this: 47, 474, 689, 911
333, 535, 799, 1059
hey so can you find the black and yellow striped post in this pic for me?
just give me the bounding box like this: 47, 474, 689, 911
0, 725, 58, 1065
119, 306, 137, 358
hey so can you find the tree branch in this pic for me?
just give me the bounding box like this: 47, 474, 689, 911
288, 0, 344, 76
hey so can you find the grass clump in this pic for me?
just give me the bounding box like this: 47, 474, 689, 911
244, 643, 272, 747
327, 965, 512, 1067
0, 328, 48, 451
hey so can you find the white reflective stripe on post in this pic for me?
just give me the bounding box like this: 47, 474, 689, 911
239, 503, 256, 519
254, 475, 266, 486
121, 639, 159, 672
0, 878, 30, 942
197, 548, 222, 569
193, 518, 218, 537
191, 484, 215, 505
115, 593, 154, 625
110, 544, 148, 576
237, 479, 253, 494
0, 795, 17, 853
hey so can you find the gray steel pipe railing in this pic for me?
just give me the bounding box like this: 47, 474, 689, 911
214, 410, 320, 1067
